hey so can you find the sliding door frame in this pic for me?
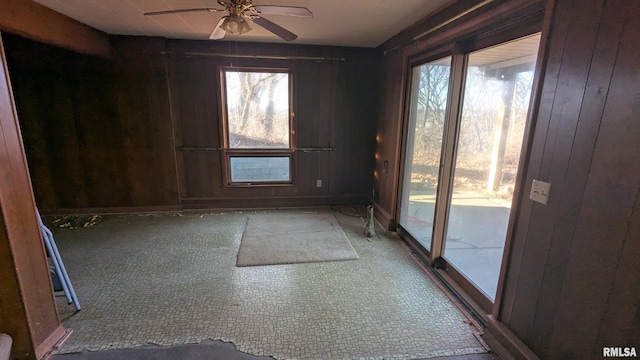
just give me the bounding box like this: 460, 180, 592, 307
430, 44, 467, 261
395, 24, 543, 315
396, 46, 455, 262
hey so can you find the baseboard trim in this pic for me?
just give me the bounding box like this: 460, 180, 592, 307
35, 325, 66, 360
181, 195, 369, 209
372, 203, 395, 230
40, 205, 182, 215
483, 315, 540, 360
38, 196, 375, 215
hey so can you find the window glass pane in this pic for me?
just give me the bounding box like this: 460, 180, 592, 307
443, 34, 540, 300
225, 71, 290, 149
230, 156, 290, 182
399, 57, 451, 251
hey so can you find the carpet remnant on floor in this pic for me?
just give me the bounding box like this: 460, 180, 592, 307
236, 213, 359, 267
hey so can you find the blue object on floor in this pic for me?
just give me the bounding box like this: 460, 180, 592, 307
37, 210, 81, 311
50, 265, 63, 291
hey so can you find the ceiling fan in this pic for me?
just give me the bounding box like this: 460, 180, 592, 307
144, 0, 313, 41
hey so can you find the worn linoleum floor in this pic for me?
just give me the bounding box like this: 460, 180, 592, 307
48, 208, 489, 359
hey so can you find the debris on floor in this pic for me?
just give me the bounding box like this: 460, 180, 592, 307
51, 215, 101, 229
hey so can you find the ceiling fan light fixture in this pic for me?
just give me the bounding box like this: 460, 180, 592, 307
221, 15, 252, 35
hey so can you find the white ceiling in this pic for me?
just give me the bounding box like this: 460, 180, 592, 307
32, 0, 452, 48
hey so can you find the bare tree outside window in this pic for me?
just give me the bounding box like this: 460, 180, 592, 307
399, 57, 452, 251
225, 71, 290, 149
223, 69, 292, 183
453, 66, 535, 196
413, 64, 449, 165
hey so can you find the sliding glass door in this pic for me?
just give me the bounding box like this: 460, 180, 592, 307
398, 33, 540, 307
399, 57, 451, 251
443, 35, 539, 300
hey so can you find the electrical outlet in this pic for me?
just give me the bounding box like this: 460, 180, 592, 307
530, 179, 551, 205
316, 179, 322, 188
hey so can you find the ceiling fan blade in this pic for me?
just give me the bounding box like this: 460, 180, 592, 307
209, 17, 227, 40
252, 5, 313, 18
144, 7, 221, 16
252, 16, 297, 41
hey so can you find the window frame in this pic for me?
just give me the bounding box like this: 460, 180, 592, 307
219, 66, 295, 187
396, 29, 543, 314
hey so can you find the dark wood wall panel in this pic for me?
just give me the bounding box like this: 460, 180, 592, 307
497, 0, 571, 329
4, 34, 131, 210
543, 0, 640, 355
170, 57, 220, 148
331, 54, 379, 197
505, 0, 607, 344
169, 57, 221, 199
525, 0, 628, 354
295, 61, 335, 196
372, 49, 405, 228
111, 37, 180, 208
499, 0, 640, 357
167, 41, 380, 206
180, 153, 219, 198
296, 61, 336, 148
4, 34, 181, 211
595, 192, 640, 351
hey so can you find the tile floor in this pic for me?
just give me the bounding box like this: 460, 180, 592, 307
48, 207, 489, 359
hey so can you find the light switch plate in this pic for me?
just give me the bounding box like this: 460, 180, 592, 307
530, 179, 551, 205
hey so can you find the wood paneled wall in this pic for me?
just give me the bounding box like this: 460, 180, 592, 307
498, 0, 640, 357
0, 32, 64, 360
167, 41, 380, 208
5, 34, 124, 210
372, 49, 405, 230
4, 34, 180, 211
3, 34, 380, 212
110, 37, 180, 209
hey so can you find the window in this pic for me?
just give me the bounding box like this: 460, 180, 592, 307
442, 35, 539, 300
398, 33, 541, 309
399, 56, 452, 251
221, 68, 293, 185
